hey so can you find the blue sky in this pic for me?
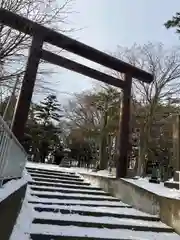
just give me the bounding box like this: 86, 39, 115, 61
34, 0, 180, 102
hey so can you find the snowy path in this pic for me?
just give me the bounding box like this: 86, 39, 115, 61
10, 163, 180, 240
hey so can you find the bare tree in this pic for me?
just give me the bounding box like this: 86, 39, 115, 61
0, 0, 76, 94
64, 92, 102, 133
64, 86, 121, 170
115, 42, 180, 175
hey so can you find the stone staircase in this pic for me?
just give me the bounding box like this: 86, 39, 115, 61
25, 166, 180, 240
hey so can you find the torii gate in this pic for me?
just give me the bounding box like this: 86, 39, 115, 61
0, 8, 153, 178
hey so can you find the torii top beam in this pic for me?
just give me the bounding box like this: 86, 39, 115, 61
0, 8, 153, 84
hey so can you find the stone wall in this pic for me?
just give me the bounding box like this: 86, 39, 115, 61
81, 173, 180, 235
159, 196, 180, 234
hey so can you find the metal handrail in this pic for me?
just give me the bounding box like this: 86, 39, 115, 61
0, 115, 27, 182
0, 116, 26, 153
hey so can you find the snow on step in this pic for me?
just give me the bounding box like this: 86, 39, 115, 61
29, 185, 107, 195
30, 190, 116, 200
29, 225, 180, 240
31, 203, 157, 218
26, 162, 74, 172
32, 211, 166, 229
28, 171, 77, 179
29, 172, 82, 180
28, 195, 128, 206
31, 176, 89, 185
29, 185, 104, 193
29, 180, 101, 190
27, 167, 76, 174
20, 164, 179, 240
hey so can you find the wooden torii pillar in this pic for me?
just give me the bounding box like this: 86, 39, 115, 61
0, 8, 153, 178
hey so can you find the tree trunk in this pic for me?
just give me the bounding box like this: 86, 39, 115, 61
99, 102, 108, 170
99, 135, 108, 170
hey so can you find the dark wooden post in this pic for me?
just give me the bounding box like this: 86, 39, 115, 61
11, 35, 43, 142
116, 73, 132, 178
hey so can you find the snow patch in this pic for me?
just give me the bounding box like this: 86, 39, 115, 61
124, 178, 180, 200
26, 162, 74, 173
29, 184, 104, 193
31, 176, 86, 185
10, 187, 35, 240
33, 211, 167, 228
0, 169, 29, 202
31, 203, 156, 217
71, 167, 116, 178
28, 194, 124, 206
30, 190, 117, 199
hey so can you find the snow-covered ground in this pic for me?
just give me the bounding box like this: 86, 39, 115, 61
125, 178, 180, 199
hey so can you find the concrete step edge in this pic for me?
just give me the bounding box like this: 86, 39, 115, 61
32, 177, 90, 186
26, 167, 76, 175
29, 173, 84, 182
32, 218, 173, 233
28, 181, 101, 190
30, 193, 121, 202
29, 186, 110, 196
34, 206, 160, 221
28, 201, 132, 208
30, 233, 136, 240
27, 170, 80, 178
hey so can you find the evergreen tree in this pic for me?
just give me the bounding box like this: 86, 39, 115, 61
35, 94, 62, 126
165, 13, 180, 33
25, 95, 63, 163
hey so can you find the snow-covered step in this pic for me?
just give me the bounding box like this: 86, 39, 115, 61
29, 172, 84, 182
29, 200, 131, 208
28, 194, 131, 207
27, 168, 81, 178
33, 203, 159, 221
29, 185, 111, 196
32, 212, 172, 232
31, 176, 90, 185
28, 180, 102, 191
27, 167, 79, 176
29, 225, 180, 240
30, 190, 122, 202
16, 164, 179, 240
26, 167, 76, 176
32, 219, 173, 233
30, 234, 128, 240
27, 169, 80, 177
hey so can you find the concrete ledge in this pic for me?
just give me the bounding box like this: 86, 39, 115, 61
0, 180, 27, 240
164, 181, 180, 190
81, 173, 180, 235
